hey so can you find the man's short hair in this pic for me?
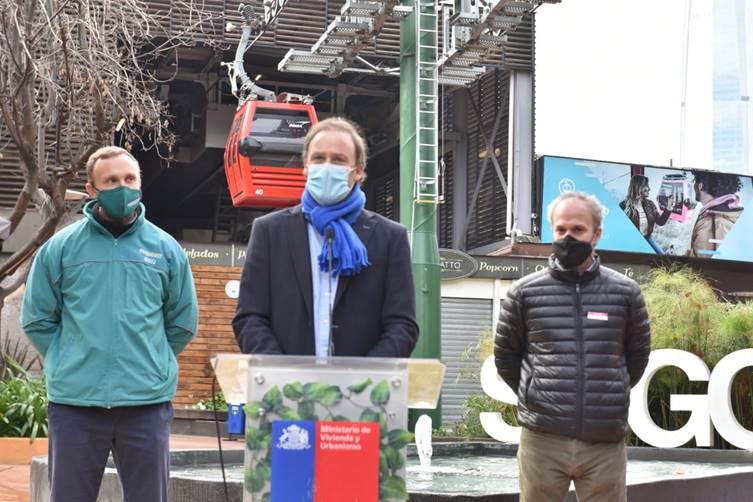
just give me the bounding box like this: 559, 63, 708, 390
302, 117, 368, 174
86, 146, 139, 182
692, 170, 743, 198
547, 191, 605, 230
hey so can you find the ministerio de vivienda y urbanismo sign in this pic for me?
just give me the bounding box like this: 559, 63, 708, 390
479, 349, 753, 450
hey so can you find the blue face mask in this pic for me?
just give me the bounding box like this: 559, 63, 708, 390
305, 163, 353, 205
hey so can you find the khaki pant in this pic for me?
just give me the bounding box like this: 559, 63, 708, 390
517, 427, 627, 502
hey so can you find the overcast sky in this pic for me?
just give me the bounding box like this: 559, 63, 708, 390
535, 0, 713, 170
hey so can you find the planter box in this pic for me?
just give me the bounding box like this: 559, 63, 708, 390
172, 407, 228, 437
0, 437, 49, 464
173, 408, 226, 421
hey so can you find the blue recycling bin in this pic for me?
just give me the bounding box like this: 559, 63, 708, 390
227, 403, 246, 435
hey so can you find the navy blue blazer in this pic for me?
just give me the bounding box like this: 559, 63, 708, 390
233, 205, 419, 357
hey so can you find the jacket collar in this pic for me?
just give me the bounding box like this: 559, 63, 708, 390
286, 206, 314, 325
83, 200, 145, 237
548, 254, 601, 284
334, 209, 376, 307
286, 205, 376, 322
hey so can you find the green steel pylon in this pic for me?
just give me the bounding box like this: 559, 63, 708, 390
400, 0, 441, 429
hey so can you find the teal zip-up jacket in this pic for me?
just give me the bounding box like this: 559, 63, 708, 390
21, 201, 199, 407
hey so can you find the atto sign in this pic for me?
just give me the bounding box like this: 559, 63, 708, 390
479, 349, 753, 450
439, 249, 478, 280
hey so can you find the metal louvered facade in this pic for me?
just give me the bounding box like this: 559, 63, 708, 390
146, 0, 227, 38
369, 170, 398, 222
502, 16, 534, 71
438, 149, 454, 247
465, 69, 510, 250
0, 126, 88, 209
438, 91, 455, 248
145, 0, 528, 69
0, 126, 28, 209
145, 0, 405, 58
440, 297, 493, 426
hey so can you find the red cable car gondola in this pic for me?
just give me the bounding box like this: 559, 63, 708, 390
224, 95, 318, 208
656, 173, 693, 223
222, 5, 318, 208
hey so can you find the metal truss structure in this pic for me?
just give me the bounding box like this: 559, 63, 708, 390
275, 0, 561, 86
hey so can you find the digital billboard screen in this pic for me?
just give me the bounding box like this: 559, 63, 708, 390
538, 156, 753, 262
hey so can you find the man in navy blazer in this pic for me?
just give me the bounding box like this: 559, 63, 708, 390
233, 117, 419, 357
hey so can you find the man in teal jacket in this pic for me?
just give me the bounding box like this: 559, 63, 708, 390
22, 146, 199, 502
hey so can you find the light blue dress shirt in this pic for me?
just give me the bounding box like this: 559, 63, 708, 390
307, 223, 339, 357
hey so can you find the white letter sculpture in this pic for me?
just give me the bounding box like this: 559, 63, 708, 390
628, 349, 712, 448
480, 349, 753, 450
707, 349, 753, 450
479, 355, 520, 443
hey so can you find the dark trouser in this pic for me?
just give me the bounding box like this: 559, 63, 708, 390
47, 401, 173, 502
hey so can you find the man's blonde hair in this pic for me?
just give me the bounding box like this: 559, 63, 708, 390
86, 146, 139, 182
547, 191, 604, 229
303, 117, 368, 176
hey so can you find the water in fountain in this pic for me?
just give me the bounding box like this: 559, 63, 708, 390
171, 455, 753, 496
414, 414, 433, 469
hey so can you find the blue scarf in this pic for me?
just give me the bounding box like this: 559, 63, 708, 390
301, 187, 370, 277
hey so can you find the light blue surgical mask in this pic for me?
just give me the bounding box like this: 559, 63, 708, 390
305, 163, 353, 205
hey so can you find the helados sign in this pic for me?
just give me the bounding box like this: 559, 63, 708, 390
479, 348, 753, 450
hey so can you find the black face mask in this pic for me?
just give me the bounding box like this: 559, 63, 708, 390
552, 235, 593, 270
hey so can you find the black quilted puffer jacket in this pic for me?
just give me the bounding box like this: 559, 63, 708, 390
494, 256, 651, 443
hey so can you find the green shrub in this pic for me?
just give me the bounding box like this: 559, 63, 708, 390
709, 301, 753, 436
0, 358, 48, 440
456, 329, 493, 384
194, 390, 229, 412
456, 394, 517, 439
709, 302, 753, 365
455, 329, 517, 439
1, 332, 39, 380
643, 266, 720, 358
431, 425, 452, 438
636, 266, 753, 448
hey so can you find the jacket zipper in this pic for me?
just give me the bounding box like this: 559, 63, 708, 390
106, 237, 118, 409
575, 282, 584, 439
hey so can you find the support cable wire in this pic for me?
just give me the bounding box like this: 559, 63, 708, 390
679, 0, 692, 166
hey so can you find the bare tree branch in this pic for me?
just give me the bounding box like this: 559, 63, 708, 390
0, 223, 51, 279
0, 259, 32, 302
0, 0, 219, 296
7, 181, 35, 234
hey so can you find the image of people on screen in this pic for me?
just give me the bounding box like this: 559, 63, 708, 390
619, 174, 669, 254
689, 171, 745, 258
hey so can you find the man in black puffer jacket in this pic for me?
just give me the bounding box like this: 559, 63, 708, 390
495, 191, 651, 502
